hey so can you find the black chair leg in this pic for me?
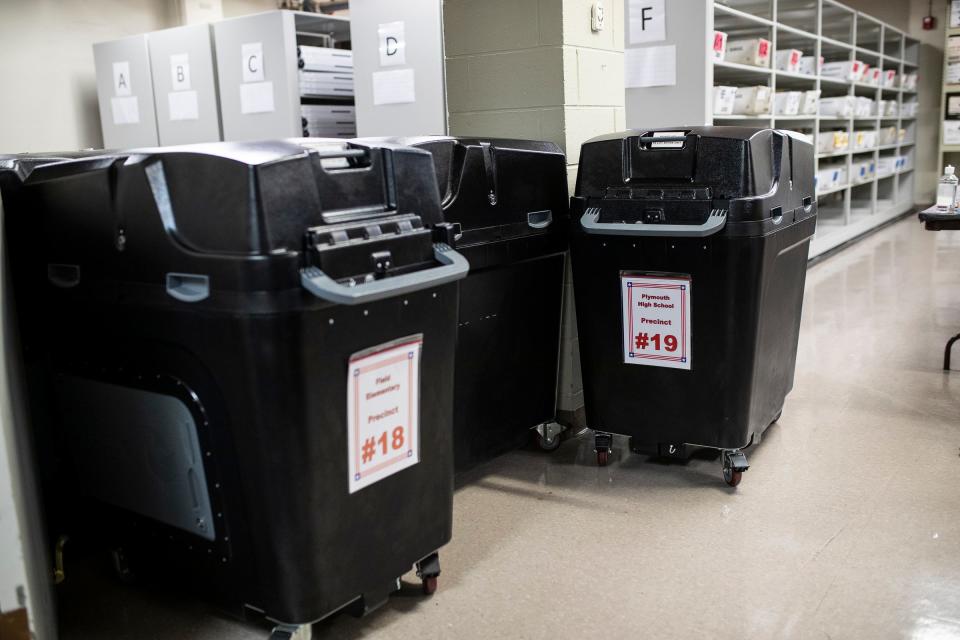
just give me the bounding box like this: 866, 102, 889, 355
945, 333, 960, 371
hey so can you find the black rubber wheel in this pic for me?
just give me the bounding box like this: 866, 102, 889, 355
723, 466, 742, 487
422, 575, 438, 595
597, 450, 609, 466
538, 432, 562, 452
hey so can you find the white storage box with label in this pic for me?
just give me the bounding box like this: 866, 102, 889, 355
816, 165, 848, 192
732, 85, 772, 115
901, 72, 918, 90
819, 96, 854, 118
878, 126, 898, 145
899, 154, 914, 172
713, 85, 737, 115
712, 31, 728, 61
799, 55, 823, 76
884, 100, 899, 116
299, 71, 354, 97
851, 160, 875, 184
725, 38, 771, 67
799, 89, 821, 115
774, 91, 802, 115
818, 130, 849, 154
854, 97, 874, 118
821, 59, 864, 82
880, 70, 897, 87
853, 130, 876, 151
775, 49, 803, 73
876, 156, 897, 176
901, 102, 918, 118
298, 46, 353, 73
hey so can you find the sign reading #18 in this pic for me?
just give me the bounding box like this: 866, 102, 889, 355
620, 272, 691, 370
346, 335, 422, 494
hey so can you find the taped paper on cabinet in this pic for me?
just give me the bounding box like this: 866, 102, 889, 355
625, 45, 676, 88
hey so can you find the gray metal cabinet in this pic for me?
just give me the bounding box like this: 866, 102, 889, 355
93, 34, 159, 149
148, 24, 222, 145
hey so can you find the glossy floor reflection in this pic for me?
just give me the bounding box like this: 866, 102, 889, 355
60, 217, 960, 639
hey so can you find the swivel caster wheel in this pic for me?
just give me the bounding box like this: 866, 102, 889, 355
269, 624, 311, 640
594, 431, 613, 466
535, 422, 564, 452
721, 449, 749, 487
416, 552, 441, 596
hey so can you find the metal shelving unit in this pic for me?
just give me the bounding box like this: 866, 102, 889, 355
938, 17, 960, 173
624, 0, 920, 259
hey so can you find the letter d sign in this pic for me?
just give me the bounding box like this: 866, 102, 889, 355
378, 21, 406, 67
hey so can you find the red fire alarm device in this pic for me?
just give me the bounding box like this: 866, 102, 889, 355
923, 0, 936, 30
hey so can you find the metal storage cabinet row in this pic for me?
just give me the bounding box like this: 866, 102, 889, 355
94, 11, 353, 148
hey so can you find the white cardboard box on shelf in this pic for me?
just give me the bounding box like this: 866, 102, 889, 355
851, 159, 875, 184
901, 102, 918, 118
858, 63, 872, 84
799, 55, 822, 76
854, 97, 874, 117
713, 85, 737, 115
725, 38, 771, 67
878, 125, 898, 145
853, 130, 876, 151
818, 130, 849, 154
901, 72, 917, 90
877, 156, 896, 176
732, 85, 772, 114
712, 31, 727, 61
774, 91, 802, 115
819, 96, 854, 117
775, 49, 803, 73
880, 69, 898, 87
816, 165, 848, 192
899, 153, 914, 171
821, 59, 864, 82
800, 89, 820, 115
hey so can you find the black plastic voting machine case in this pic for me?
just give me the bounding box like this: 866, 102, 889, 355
377, 136, 570, 472
570, 127, 816, 486
9, 139, 469, 637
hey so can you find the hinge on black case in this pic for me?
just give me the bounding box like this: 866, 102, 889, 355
480, 142, 498, 206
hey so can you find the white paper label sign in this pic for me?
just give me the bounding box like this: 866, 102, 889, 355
945, 121, 960, 145
168, 90, 199, 121
347, 336, 422, 494
170, 53, 191, 91
240, 81, 275, 114
241, 42, 264, 83
625, 44, 676, 88
378, 21, 406, 66
621, 273, 691, 369
110, 96, 140, 125
372, 68, 416, 105
629, 0, 666, 44
113, 61, 132, 96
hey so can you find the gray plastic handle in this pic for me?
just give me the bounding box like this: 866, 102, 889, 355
580, 207, 727, 238
300, 243, 469, 305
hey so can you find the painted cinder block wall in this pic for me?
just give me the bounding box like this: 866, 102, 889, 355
443, 0, 626, 421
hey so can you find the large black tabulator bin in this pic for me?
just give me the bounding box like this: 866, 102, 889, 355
13, 139, 469, 634
378, 137, 569, 471
570, 127, 816, 486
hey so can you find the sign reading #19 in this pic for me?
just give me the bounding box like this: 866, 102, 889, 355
620, 273, 691, 370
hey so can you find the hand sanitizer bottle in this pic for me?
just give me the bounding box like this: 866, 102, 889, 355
937, 165, 958, 212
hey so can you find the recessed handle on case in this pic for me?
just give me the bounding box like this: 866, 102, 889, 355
166, 273, 210, 303
47, 264, 80, 288
580, 207, 727, 238
527, 210, 553, 229
300, 244, 469, 305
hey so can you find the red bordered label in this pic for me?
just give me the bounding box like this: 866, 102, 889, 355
621, 273, 692, 370
346, 335, 422, 493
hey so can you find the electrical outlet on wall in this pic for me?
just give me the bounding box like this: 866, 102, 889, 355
592, 1, 605, 32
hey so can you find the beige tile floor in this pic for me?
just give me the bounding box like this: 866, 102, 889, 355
60, 217, 960, 639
